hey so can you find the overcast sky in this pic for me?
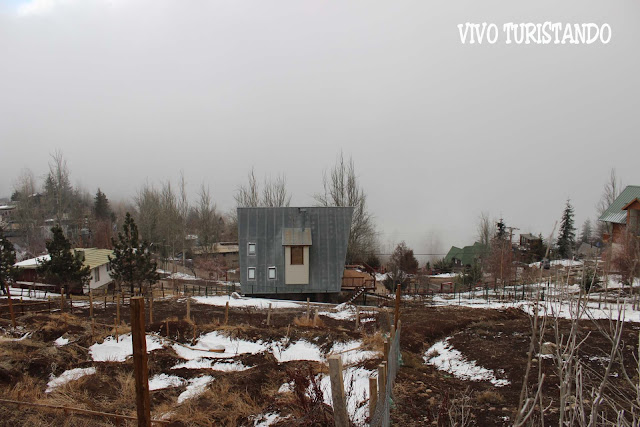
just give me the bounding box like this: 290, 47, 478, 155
1, 0, 638, 260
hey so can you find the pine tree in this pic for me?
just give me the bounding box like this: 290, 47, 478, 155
389, 241, 419, 274
557, 199, 576, 259
496, 218, 507, 240
0, 228, 18, 294
38, 226, 91, 294
109, 213, 159, 295
93, 188, 113, 221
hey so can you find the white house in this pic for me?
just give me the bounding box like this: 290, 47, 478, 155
14, 248, 114, 291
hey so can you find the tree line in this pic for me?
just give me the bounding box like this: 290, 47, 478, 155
4, 150, 380, 266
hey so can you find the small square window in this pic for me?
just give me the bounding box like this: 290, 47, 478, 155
268, 267, 277, 280
247, 267, 256, 280
248, 243, 256, 256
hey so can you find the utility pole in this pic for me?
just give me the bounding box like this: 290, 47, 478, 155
506, 226, 520, 289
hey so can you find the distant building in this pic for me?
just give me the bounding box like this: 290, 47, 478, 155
14, 248, 114, 291
237, 207, 353, 298
192, 242, 239, 269
599, 185, 640, 245
445, 242, 488, 267
519, 233, 541, 249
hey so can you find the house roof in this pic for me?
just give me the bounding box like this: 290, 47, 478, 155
15, 248, 113, 270
78, 248, 114, 269
520, 233, 539, 241
598, 185, 640, 224
445, 242, 487, 266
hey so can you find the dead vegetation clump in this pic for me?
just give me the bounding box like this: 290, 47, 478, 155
476, 390, 505, 405
275, 365, 334, 426
167, 377, 263, 426
292, 314, 324, 328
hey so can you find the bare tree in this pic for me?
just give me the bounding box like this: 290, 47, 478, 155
134, 182, 161, 245
262, 173, 292, 207
234, 168, 261, 208
196, 183, 219, 256
12, 169, 45, 255
476, 211, 495, 247
159, 180, 182, 258
235, 167, 291, 208
45, 149, 72, 225
596, 168, 622, 240
178, 171, 190, 265
314, 151, 378, 263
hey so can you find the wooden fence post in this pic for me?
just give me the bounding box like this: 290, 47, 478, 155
369, 376, 378, 421
306, 298, 310, 320
4, 284, 16, 329
224, 301, 229, 325
378, 363, 387, 401
328, 356, 349, 427
383, 339, 390, 364
149, 295, 153, 325
89, 290, 94, 319
266, 303, 272, 326
186, 298, 191, 322
60, 288, 65, 313
394, 284, 401, 329
69, 293, 73, 314
116, 296, 121, 325
130, 297, 151, 427
313, 309, 319, 327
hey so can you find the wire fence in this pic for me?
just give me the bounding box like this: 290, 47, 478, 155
370, 321, 401, 427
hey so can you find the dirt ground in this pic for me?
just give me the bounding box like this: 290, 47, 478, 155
1, 293, 639, 426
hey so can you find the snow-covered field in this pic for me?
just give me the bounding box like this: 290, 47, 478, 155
432, 293, 640, 323
67, 316, 382, 420
192, 295, 301, 309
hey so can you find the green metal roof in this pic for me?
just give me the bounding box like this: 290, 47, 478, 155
598, 185, 640, 224
445, 242, 487, 266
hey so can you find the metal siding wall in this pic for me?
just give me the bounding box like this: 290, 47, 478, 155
238, 207, 352, 295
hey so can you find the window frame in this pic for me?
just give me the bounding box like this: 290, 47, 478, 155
248, 242, 256, 256
267, 266, 277, 280
94, 267, 100, 282
247, 267, 256, 280
290, 245, 304, 265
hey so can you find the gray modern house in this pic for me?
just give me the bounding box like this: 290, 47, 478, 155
237, 207, 353, 299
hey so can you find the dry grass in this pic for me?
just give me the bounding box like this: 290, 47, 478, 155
168, 377, 263, 426
475, 390, 505, 405
361, 329, 385, 353
292, 315, 323, 328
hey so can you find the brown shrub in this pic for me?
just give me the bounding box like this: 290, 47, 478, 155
475, 390, 505, 405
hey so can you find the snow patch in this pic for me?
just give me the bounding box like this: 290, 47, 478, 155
177, 376, 213, 404
424, 338, 510, 387
192, 295, 301, 309
172, 359, 250, 371
54, 336, 69, 347
89, 334, 164, 362
274, 340, 323, 362
46, 367, 96, 393
173, 331, 266, 360
149, 374, 186, 391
